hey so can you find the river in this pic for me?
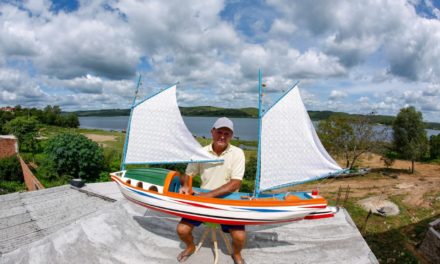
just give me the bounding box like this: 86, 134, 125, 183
79, 116, 440, 141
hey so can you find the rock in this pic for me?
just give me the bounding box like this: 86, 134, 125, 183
358, 196, 400, 216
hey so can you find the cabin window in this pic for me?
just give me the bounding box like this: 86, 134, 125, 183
137, 182, 143, 188
126, 179, 131, 185
148, 185, 158, 192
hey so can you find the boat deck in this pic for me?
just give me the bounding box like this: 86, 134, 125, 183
0, 182, 378, 264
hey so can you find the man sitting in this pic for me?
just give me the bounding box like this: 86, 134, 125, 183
177, 117, 246, 264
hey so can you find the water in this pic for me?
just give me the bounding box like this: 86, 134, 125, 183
79, 116, 259, 140
79, 116, 440, 141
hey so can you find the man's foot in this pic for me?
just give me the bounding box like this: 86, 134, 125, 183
177, 247, 195, 263
231, 254, 246, 264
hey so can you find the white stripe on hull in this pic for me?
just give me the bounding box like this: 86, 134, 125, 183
116, 181, 331, 225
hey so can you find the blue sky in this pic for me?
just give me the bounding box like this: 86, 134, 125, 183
1, 0, 440, 122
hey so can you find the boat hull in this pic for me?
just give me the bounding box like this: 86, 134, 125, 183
112, 175, 335, 225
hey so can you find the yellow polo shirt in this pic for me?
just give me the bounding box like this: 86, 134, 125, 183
185, 143, 245, 190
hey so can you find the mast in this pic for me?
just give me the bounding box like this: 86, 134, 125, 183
254, 69, 263, 196
121, 74, 142, 170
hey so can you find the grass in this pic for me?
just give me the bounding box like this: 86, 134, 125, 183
0, 180, 26, 195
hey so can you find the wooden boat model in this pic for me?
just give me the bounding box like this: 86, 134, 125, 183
111, 72, 345, 225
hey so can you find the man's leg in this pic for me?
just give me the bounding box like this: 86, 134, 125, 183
176, 219, 201, 262
176, 221, 196, 261
229, 228, 246, 264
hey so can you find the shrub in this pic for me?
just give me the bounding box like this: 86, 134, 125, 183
240, 179, 254, 193
381, 151, 398, 169
45, 133, 104, 181
244, 156, 257, 181
0, 156, 23, 182
0, 180, 26, 194
102, 148, 121, 172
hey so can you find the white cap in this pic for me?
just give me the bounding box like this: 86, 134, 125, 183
212, 117, 234, 132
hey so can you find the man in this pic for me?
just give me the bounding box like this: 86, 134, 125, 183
176, 117, 246, 264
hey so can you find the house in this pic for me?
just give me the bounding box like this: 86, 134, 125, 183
0, 107, 15, 112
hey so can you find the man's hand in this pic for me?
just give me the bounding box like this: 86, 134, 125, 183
179, 186, 191, 195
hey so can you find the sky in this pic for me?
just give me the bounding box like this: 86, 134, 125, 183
1, 0, 440, 122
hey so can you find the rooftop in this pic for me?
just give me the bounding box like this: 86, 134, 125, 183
0, 183, 378, 263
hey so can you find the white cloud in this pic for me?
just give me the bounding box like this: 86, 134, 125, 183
268, 19, 297, 37
0, 68, 48, 106
329, 90, 348, 100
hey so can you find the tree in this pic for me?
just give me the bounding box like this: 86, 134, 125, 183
43, 105, 57, 125
0, 111, 15, 134
429, 134, 440, 160
318, 114, 388, 170
392, 106, 428, 173
45, 133, 104, 181
65, 113, 80, 128
4, 116, 40, 152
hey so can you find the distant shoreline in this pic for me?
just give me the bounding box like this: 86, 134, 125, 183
71, 107, 440, 130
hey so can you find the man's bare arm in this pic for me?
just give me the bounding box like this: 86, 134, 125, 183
198, 179, 242, 198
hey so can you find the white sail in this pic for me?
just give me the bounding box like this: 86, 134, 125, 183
124, 85, 219, 164
259, 86, 342, 191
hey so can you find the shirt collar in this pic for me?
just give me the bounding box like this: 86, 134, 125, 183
207, 142, 232, 156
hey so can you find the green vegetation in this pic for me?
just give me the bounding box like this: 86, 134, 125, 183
44, 133, 104, 181
0, 156, 22, 182
73, 109, 130, 117
4, 116, 40, 153
0, 156, 25, 194
0, 105, 79, 133
392, 107, 429, 173
429, 134, 440, 159
180, 106, 257, 117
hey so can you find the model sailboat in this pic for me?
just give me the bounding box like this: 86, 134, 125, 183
111, 72, 345, 225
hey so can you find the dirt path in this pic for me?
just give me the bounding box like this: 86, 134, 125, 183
83, 134, 117, 142
82, 134, 117, 147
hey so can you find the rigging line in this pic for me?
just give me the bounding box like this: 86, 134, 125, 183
121, 74, 142, 170
254, 69, 263, 197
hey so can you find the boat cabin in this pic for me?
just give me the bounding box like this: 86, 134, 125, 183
114, 168, 191, 194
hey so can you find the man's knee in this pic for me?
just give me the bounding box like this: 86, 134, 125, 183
230, 229, 246, 243
177, 222, 193, 237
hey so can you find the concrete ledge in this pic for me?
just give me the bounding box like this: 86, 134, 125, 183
419, 218, 440, 263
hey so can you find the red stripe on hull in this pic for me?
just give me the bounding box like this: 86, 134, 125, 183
302, 205, 327, 209
304, 213, 334, 220
177, 200, 225, 210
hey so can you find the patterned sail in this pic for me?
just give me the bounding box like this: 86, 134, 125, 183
259, 86, 342, 191
124, 85, 219, 164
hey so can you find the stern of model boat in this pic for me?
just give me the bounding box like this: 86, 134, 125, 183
111, 168, 193, 195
